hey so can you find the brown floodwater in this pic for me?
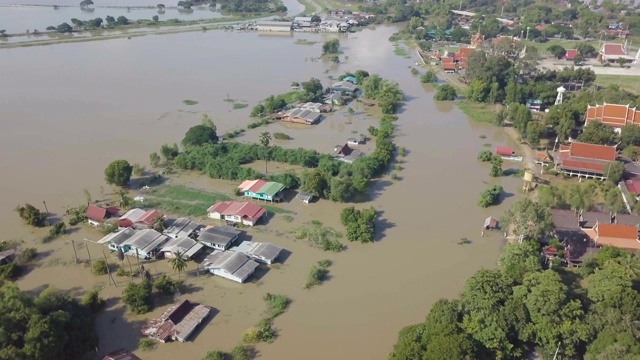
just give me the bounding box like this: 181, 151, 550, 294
2, 24, 522, 359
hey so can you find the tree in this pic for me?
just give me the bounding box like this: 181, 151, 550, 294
605, 186, 626, 214
435, 84, 456, 101
340, 206, 376, 243
467, 79, 489, 102
620, 125, 640, 148
152, 216, 165, 232
547, 44, 567, 59
420, 70, 438, 83
149, 152, 161, 167
152, 15, 159, 22
160, 143, 179, 161
577, 121, 617, 145
604, 161, 625, 184
201, 114, 217, 131
477, 185, 503, 208
573, 53, 584, 66
116, 189, 132, 209
322, 39, 340, 55
122, 280, 152, 314
169, 251, 188, 278
259, 131, 271, 174
501, 198, 553, 241
577, 43, 597, 57
116, 16, 129, 26
489, 156, 503, 177
105, 15, 116, 24
182, 125, 218, 147
526, 121, 546, 146
154, 274, 180, 295
617, 57, 627, 67
104, 159, 133, 186
301, 169, 328, 197
310, 15, 321, 23
203, 350, 226, 360
132, 163, 145, 176
56, 22, 73, 33
15, 204, 47, 227
499, 242, 542, 283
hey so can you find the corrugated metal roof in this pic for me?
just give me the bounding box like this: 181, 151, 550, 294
256, 182, 285, 197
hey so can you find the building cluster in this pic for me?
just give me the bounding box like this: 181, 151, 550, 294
87, 179, 294, 284
255, 12, 375, 33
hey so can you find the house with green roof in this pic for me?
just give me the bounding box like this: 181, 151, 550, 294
237, 179, 285, 202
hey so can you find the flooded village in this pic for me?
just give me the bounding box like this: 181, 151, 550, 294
1, 0, 603, 359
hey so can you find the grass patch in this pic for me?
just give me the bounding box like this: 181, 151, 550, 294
282, 215, 294, 223
233, 103, 249, 110
182, 99, 198, 106
594, 74, 640, 95
304, 259, 331, 289
138, 338, 156, 351
456, 101, 496, 124
292, 220, 344, 252
392, 41, 411, 59
145, 184, 230, 217
295, 39, 318, 45
263, 293, 291, 320
263, 204, 293, 214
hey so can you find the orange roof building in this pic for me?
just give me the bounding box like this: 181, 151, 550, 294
470, 31, 484, 48
584, 103, 640, 129
555, 142, 617, 179
588, 223, 640, 250
454, 47, 475, 69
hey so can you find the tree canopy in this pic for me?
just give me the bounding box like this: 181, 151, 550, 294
182, 124, 218, 148
104, 159, 133, 187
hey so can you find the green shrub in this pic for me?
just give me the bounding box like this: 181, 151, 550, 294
154, 274, 181, 296
82, 289, 106, 314
434, 84, 456, 101
91, 259, 108, 275
242, 319, 276, 343
273, 132, 291, 140
420, 70, 438, 83
410, 68, 419, 75
230, 344, 252, 360
477, 150, 494, 162
122, 280, 153, 314
17, 248, 37, 264
304, 260, 331, 289
138, 338, 156, 351
478, 185, 504, 208
263, 293, 290, 320
203, 350, 226, 360
0, 263, 20, 281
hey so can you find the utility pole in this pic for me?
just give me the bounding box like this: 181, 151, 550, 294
70, 240, 78, 264
102, 249, 117, 287
42, 200, 50, 215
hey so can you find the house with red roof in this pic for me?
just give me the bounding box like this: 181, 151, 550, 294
625, 179, 640, 197
583, 222, 640, 250
598, 42, 635, 63
85, 204, 120, 226
555, 142, 617, 180
118, 208, 164, 230
584, 103, 640, 130
441, 57, 456, 73
563, 49, 578, 61
207, 201, 266, 226
454, 47, 475, 69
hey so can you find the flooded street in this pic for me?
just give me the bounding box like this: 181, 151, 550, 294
1, 24, 520, 359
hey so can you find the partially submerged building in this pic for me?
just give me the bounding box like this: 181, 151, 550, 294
118, 229, 170, 259
141, 299, 212, 343
164, 217, 200, 239
555, 142, 617, 180
98, 227, 137, 252
202, 251, 260, 283
160, 236, 204, 259
332, 143, 362, 164
329, 80, 358, 95
231, 241, 283, 264
197, 226, 242, 251
102, 350, 142, 360
207, 201, 266, 227
86, 204, 120, 226
238, 179, 285, 202
280, 108, 322, 124
257, 20, 292, 32
118, 208, 163, 230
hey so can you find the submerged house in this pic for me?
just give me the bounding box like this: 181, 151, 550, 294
86, 204, 120, 226
119, 229, 170, 259
160, 236, 204, 259
207, 201, 266, 227
280, 108, 322, 125
332, 143, 362, 164
231, 241, 283, 265
238, 179, 285, 202
197, 226, 242, 251
202, 251, 260, 283
330, 80, 358, 95
98, 227, 137, 252
164, 217, 200, 239
141, 299, 213, 343
296, 191, 314, 204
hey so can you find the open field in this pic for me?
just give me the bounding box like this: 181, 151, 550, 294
595, 74, 640, 94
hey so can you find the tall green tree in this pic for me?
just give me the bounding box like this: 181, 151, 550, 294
500, 198, 553, 242
169, 251, 188, 278
104, 159, 133, 187
260, 131, 271, 174
577, 121, 617, 145
182, 125, 218, 148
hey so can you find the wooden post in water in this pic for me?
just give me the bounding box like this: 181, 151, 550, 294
102, 249, 117, 287
86, 243, 92, 264
70, 240, 78, 264
42, 200, 50, 215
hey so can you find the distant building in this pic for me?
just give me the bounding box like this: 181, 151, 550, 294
555, 142, 617, 180
280, 107, 322, 124
296, 191, 314, 204
584, 223, 640, 251
330, 81, 358, 95
584, 103, 640, 130
100, 228, 170, 259
98, 227, 137, 251
141, 299, 213, 343
207, 201, 266, 227
343, 75, 358, 84
257, 21, 292, 32
203, 251, 259, 283
237, 179, 285, 202
598, 43, 635, 63
332, 143, 362, 164
525, 99, 544, 112
293, 16, 313, 28
118, 208, 163, 230
563, 49, 579, 61
164, 217, 200, 239
160, 236, 204, 259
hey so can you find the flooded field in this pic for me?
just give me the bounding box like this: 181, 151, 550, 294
2, 23, 521, 359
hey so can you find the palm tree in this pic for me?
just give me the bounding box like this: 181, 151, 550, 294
116, 189, 132, 209
169, 251, 188, 278
260, 131, 271, 174
152, 216, 165, 233
606, 253, 640, 279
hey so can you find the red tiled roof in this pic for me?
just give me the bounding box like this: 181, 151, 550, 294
557, 142, 616, 175
139, 210, 163, 225
496, 146, 514, 156
535, 24, 545, 31
564, 49, 578, 60
455, 47, 474, 59
601, 43, 627, 56
568, 142, 616, 161
584, 103, 640, 127
626, 179, 640, 195
441, 57, 454, 63
248, 179, 267, 193
86, 204, 107, 222
207, 201, 266, 222
442, 62, 456, 70
596, 223, 638, 239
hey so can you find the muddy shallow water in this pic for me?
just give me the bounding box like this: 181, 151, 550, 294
3, 24, 521, 359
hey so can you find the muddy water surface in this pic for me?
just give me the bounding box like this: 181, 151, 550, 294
2, 25, 521, 359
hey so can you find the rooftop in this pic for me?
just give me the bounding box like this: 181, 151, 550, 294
232, 241, 283, 263
98, 227, 137, 245
556, 142, 617, 174
141, 299, 212, 342
600, 42, 628, 56
551, 209, 581, 230
102, 350, 142, 360
164, 217, 200, 238
207, 201, 266, 222
496, 146, 515, 156
284, 108, 322, 123
585, 103, 640, 127
331, 80, 357, 92
121, 229, 169, 253
197, 226, 242, 247
203, 251, 259, 280
86, 204, 119, 222
160, 236, 204, 258
257, 20, 293, 27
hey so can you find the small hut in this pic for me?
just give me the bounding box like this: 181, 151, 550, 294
296, 192, 314, 204
483, 217, 499, 230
